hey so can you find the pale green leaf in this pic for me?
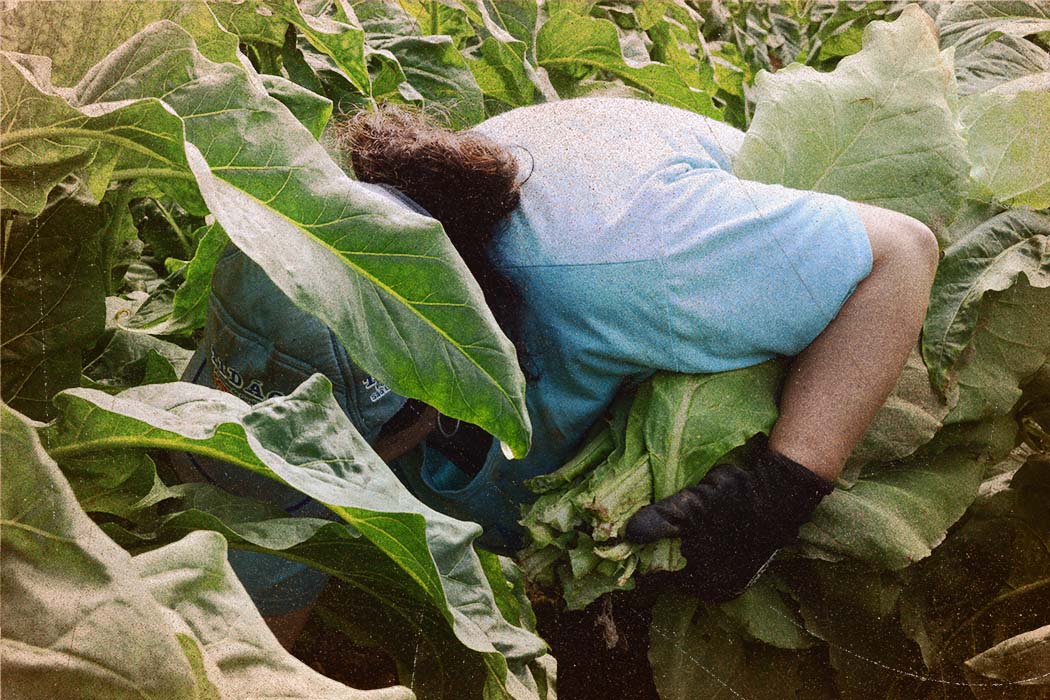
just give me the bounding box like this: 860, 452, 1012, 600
43, 377, 551, 699
960, 73, 1050, 209
646, 363, 782, 501
799, 417, 1018, 569
2, 403, 405, 699
734, 6, 969, 234
946, 278, 1050, 424
0, 51, 204, 217
0, 0, 240, 86
63, 20, 529, 454
519, 364, 781, 609
937, 0, 1050, 95
923, 209, 1050, 393
261, 73, 333, 138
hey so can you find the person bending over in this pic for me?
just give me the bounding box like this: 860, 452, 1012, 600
177, 97, 937, 646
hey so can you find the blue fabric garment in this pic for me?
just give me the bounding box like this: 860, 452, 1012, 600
398, 98, 873, 552
181, 97, 873, 609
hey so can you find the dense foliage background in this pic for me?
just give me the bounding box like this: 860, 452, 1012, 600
2, 2, 1048, 699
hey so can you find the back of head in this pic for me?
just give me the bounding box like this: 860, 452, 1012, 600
336, 105, 521, 260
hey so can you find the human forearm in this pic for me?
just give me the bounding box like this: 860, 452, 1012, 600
769, 204, 939, 481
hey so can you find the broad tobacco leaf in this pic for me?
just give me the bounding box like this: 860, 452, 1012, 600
923, 209, 1050, 394
0, 0, 241, 86
264, 0, 371, 95
261, 73, 334, 138
0, 51, 204, 217
6, 20, 529, 455
960, 72, 1050, 210
798, 417, 1018, 570
536, 10, 719, 117
104, 482, 548, 700
0, 183, 107, 420
945, 278, 1050, 425
0, 403, 409, 700
458, 0, 560, 110
734, 6, 969, 235
42, 377, 552, 700
645, 364, 783, 501
354, 0, 486, 127
936, 0, 1050, 96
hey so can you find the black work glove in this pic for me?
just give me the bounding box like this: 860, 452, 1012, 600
624, 443, 834, 602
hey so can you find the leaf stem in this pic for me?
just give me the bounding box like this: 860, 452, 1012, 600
47, 436, 262, 477
110, 168, 197, 183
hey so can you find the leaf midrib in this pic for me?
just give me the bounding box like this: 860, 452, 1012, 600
215, 175, 526, 441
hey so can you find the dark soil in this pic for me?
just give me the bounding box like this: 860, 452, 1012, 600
532, 590, 662, 700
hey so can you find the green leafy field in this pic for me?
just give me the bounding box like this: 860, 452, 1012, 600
2, 2, 1048, 699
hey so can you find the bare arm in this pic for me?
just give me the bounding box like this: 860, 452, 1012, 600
768, 202, 939, 481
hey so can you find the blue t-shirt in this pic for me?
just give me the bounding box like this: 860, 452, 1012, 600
397, 98, 873, 551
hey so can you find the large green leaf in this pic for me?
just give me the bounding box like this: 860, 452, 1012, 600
460, 0, 559, 108
959, 73, 1050, 210
104, 481, 536, 700
45, 20, 529, 454
268, 0, 371, 95
42, 376, 552, 700
206, 0, 291, 46
466, 36, 541, 112
798, 417, 1018, 570
261, 73, 334, 138
1, 402, 408, 700
734, 6, 969, 234
0, 0, 241, 86
354, 1, 486, 127
945, 278, 1050, 425
936, 0, 1050, 96
922, 209, 1050, 394
536, 10, 718, 116
645, 363, 783, 501
0, 51, 204, 217
136, 529, 415, 700
0, 183, 107, 420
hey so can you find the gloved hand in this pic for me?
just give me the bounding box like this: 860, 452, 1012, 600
624, 442, 834, 602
